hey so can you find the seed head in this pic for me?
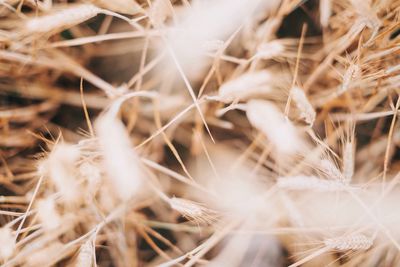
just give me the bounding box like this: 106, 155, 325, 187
246, 100, 302, 154
25, 4, 100, 33
169, 197, 216, 225
218, 71, 273, 103
36, 198, 61, 230
324, 234, 373, 251
95, 112, 143, 201
290, 86, 316, 125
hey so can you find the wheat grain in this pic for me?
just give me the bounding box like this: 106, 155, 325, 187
290, 86, 316, 125
169, 197, 216, 225
218, 71, 273, 103
79, 161, 102, 197
95, 111, 144, 201
320, 159, 343, 182
39, 143, 80, 204
339, 63, 360, 95
324, 234, 373, 251
246, 100, 302, 154
25, 4, 101, 33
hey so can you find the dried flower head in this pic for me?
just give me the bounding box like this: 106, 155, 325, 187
36, 197, 61, 230
25, 4, 101, 33
169, 197, 216, 225
339, 63, 361, 94
79, 161, 102, 197
324, 234, 373, 251
320, 159, 343, 182
95, 112, 144, 201
39, 143, 81, 204
246, 100, 303, 154
218, 71, 273, 103
23, 3, 140, 35
290, 86, 316, 125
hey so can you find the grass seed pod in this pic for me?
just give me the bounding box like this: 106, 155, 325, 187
324, 234, 373, 251
246, 100, 302, 155
25, 4, 101, 33
95, 112, 144, 201
218, 71, 273, 103
290, 86, 316, 125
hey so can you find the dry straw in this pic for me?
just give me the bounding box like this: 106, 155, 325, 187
2, 0, 400, 266
320, 159, 343, 182
24, 3, 142, 34
25, 4, 101, 33
36, 197, 61, 231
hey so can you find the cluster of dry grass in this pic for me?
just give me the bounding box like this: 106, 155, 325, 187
1, 0, 400, 266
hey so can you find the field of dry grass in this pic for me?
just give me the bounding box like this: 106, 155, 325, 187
1, 0, 400, 266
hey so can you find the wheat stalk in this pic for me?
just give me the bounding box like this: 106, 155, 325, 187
24, 3, 142, 34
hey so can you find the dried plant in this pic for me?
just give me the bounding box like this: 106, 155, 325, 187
1, 0, 400, 266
